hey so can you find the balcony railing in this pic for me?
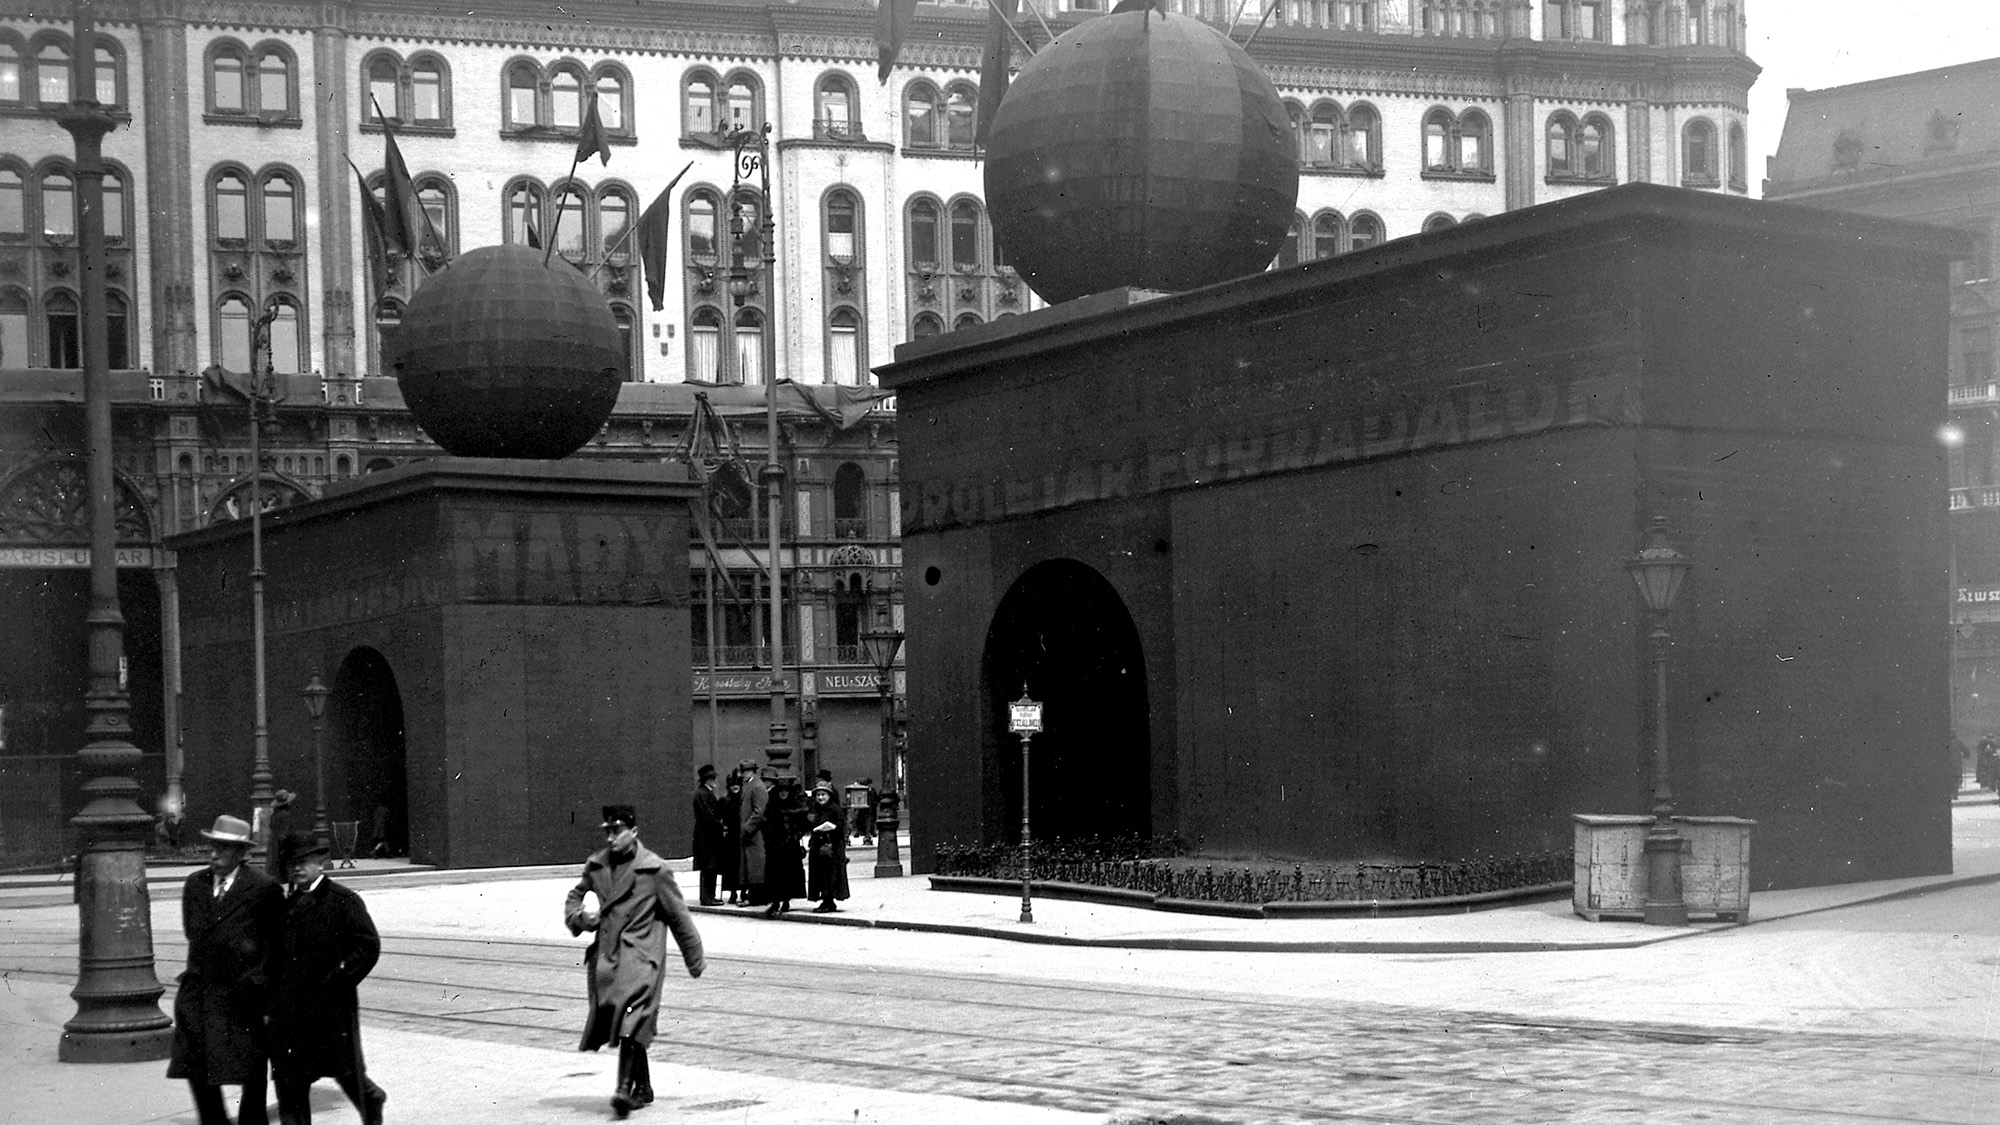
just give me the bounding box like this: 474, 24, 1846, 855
831, 518, 869, 539
1949, 383, 1998, 406
693, 644, 801, 668
1951, 487, 2000, 511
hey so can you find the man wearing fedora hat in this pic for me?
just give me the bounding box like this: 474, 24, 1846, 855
268, 832, 386, 1125
566, 804, 705, 1118
691, 764, 727, 906
168, 814, 285, 1125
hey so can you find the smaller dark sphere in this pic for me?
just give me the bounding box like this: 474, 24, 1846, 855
387, 244, 625, 460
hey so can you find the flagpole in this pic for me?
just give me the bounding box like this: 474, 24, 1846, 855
980, 0, 1036, 55
1019, 0, 1055, 43
545, 149, 583, 267
1224, 0, 1254, 38
586, 222, 639, 282
1241, 0, 1278, 46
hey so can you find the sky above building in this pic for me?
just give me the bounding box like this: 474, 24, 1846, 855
1747, 3, 2000, 195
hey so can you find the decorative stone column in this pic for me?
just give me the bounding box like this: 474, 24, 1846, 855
314, 2, 356, 377
138, 0, 197, 376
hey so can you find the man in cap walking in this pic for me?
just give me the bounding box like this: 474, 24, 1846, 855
566, 804, 705, 1117
167, 813, 285, 1125
269, 832, 386, 1125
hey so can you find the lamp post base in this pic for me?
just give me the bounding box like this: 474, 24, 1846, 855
874, 808, 903, 878
1641, 825, 1688, 927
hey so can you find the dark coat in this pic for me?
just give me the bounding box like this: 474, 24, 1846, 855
268, 878, 380, 1083
718, 789, 743, 892
565, 844, 704, 1050
763, 787, 808, 901
737, 774, 769, 886
806, 795, 850, 902
692, 784, 728, 872
167, 865, 285, 1084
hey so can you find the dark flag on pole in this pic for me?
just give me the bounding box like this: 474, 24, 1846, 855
376, 101, 422, 260
976, 0, 1020, 146
575, 94, 612, 166
875, 0, 920, 83
637, 162, 693, 312
525, 202, 541, 250
350, 161, 395, 293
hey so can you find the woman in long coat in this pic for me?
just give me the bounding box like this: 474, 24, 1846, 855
719, 772, 744, 904
760, 777, 809, 916
805, 783, 850, 913
565, 805, 704, 1117
268, 833, 385, 1125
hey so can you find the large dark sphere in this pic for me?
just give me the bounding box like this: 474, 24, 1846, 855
386, 244, 625, 459
983, 10, 1299, 304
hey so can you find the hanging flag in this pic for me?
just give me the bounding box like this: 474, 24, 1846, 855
350, 161, 395, 293
875, 0, 921, 83
576, 93, 612, 166
638, 162, 694, 312
976, 0, 1020, 147
377, 103, 422, 260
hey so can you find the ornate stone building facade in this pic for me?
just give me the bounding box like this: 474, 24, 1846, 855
0, 0, 1754, 860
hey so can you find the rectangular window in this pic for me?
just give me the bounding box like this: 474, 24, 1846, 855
736, 326, 762, 385
413, 69, 442, 122
1542, 0, 1568, 37
690, 323, 719, 382
47, 307, 80, 368
39, 56, 68, 104
0, 58, 19, 102
0, 308, 27, 367
1967, 327, 1995, 385
1959, 229, 1993, 284
509, 83, 535, 127
1578, 0, 1603, 39
830, 323, 859, 386
212, 58, 241, 112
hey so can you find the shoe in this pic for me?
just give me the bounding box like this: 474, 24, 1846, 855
813, 902, 837, 913
611, 1043, 637, 1118
361, 1083, 387, 1125
763, 903, 781, 918
779, 901, 792, 914
698, 898, 722, 906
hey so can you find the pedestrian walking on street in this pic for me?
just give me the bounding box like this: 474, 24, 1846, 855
720, 770, 744, 904
564, 804, 705, 1118
806, 783, 850, 913
167, 814, 285, 1125
691, 764, 727, 905
268, 832, 386, 1125
737, 760, 770, 907
761, 774, 808, 917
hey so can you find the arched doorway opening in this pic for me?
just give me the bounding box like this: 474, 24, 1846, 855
981, 559, 1150, 846
327, 647, 408, 860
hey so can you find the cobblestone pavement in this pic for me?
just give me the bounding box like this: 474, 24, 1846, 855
6, 890, 1995, 1125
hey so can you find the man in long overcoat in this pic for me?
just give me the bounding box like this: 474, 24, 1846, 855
691, 764, 727, 905
565, 804, 705, 1118
268, 833, 386, 1125
167, 814, 285, 1125
736, 760, 770, 906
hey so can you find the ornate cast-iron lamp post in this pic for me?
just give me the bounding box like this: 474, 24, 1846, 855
245, 306, 279, 860
860, 607, 905, 877
1627, 515, 1692, 927
301, 674, 330, 847
1008, 692, 1043, 924
58, 0, 172, 1062
726, 122, 792, 782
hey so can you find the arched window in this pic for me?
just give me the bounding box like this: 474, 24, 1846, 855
37, 41, 69, 105
907, 199, 940, 268
256, 47, 291, 117
817, 73, 857, 139
600, 186, 631, 261
593, 66, 627, 132
550, 64, 584, 129
944, 83, 976, 150
216, 296, 252, 373
553, 183, 587, 258
40, 168, 73, 238
45, 290, 79, 368
1423, 108, 1453, 171
102, 167, 125, 240
505, 60, 540, 129
504, 180, 543, 247
950, 200, 980, 270
0, 288, 27, 366
1580, 114, 1610, 179
262, 172, 297, 246
0, 38, 22, 107
911, 312, 943, 339
734, 309, 764, 385
1343, 103, 1380, 168
1422, 212, 1457, 233
1682, 117, 1718, 185
208, 41, 244, 114
954, 311, 983, 331
684, 70, 716, 136
268, 298, 302, 374
829, 307, 862, 386
1546, 112, 1576, 177
689, 306, 722, 381
1310, 212, 1341, 259
0, 167, 21, 236
1727, 122, 1748, 192
411, 54, 448, 125
1348, 213, 1383, 251
904, 83, 940, 148
1458, 112, 1491, 172
826, 189, 859, 262
416, 176, 454, 257
1307, 102, 1338, 165
366, 53, 399, 121
94, 41, 120, 106
213, 171, 247, 242
687, 189, 718, 261
724, 73, 759, 132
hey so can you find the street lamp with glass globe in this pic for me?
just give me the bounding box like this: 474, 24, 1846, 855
301, 673, 331, 847
859, 606, 905, 877
1626, 515, 1692, 926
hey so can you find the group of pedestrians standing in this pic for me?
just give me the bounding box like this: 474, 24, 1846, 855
167, 815, 386, 1125
691, 762, 852, 916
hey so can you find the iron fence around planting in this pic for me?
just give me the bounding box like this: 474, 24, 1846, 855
932, 837, 1572, 904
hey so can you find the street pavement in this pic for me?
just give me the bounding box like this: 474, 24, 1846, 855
4, 796, 1998, 1124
